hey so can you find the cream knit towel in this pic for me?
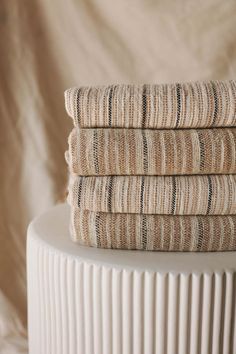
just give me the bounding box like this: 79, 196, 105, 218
68, 175, 236, 215
68, 127, 236, 176
70, 207, 236, 251
65, 81, 236, 129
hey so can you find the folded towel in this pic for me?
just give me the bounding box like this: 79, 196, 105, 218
70, 207, 236, 251
65, 81, 236, 129
68, 175, 236, 215
68, 127, 236, 176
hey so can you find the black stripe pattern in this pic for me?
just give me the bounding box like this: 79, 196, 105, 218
108, 86, 114, 127
171, 176, 177, 215
107, 176, 114, 212
197, 131, 205, 171
142, 130, 148, 174
77, 177, 84, 208
206, 176, 213, 215
140, 176, 145, 214
76, 88, 81, 124
142, 215, 148, 250
176, 83, 181, 127
142, 84, 147, 128
211, 81, 218, 126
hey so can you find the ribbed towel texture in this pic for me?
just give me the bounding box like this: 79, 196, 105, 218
68, 127, 236, 176
71, 208, 236, 252
68, 175, 236, 215
65, 80, 236, 251
65, 81, 236, 129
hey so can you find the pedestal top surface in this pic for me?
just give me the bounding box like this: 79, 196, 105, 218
28, 203, 236, 273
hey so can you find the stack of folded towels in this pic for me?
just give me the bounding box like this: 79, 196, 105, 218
65, 81, 236, 251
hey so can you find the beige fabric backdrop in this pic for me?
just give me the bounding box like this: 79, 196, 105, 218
1, 0, 236, 351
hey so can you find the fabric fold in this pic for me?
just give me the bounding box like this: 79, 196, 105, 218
70, 207, 236, 251
65, 81, 236, 129
68, 127, 236, 176
68, 175, 236, 215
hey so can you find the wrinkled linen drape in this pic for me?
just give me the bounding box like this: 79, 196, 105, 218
1, 0, 236, 351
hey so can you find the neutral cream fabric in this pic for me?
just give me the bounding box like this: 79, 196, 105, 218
2, 0, 236, 351
68, 175, 236, 215
68, 127, 236, 176
71, 207, 236, 251
65, 81, 236, 129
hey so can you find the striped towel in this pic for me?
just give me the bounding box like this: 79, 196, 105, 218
68, 127, 236, 176
65, 81, 236, 129
65, 81, 236, 251
70, 207, 236, 251
68, 175, 236, 215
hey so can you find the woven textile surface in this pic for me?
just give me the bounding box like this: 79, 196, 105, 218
65, 81, 236, 129
4, 0, 236, 347
68, 175, 236, 215
70, 206, 236, 251
66, 80, 236, 251
68, 127, 236, 176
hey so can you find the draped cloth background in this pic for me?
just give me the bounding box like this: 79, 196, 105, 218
1, 0, 236, 352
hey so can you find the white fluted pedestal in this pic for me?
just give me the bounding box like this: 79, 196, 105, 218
27, 204, 236, 354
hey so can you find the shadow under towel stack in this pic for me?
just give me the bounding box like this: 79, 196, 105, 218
65, 81, 236, 251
